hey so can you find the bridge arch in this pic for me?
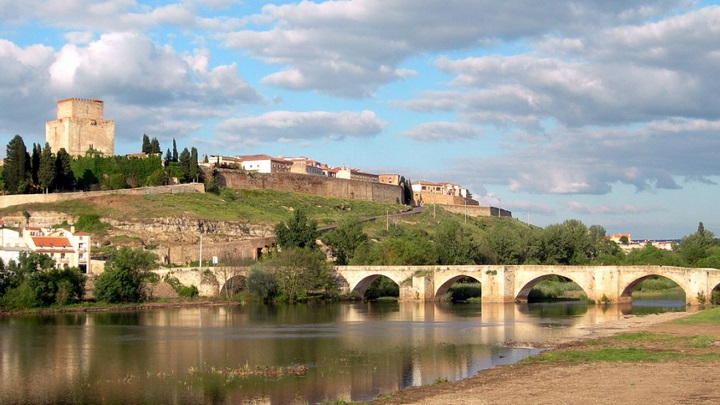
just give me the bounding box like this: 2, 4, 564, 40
350, 273, 403, 297
515, 274, 589, 303
619, 274, 686, 302
435, 275, 481, 300
220, 274, 247, 297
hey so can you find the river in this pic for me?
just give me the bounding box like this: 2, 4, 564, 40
0, 299, 684, 404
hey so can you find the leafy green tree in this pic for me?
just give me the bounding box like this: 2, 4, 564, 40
542, 219, 592, 265
0, 252, 84, 309
164, 148, 172, 165
351, 228, 437, 265
3, 135, 30, 194
434, 220, 485, 264
321, 217, 368, 264
246, 266, 277, 302
264, 248, 335, 302
141, 134, 152, 154
94, 247, 158, 303
677, 222, 715, 266
274, 209, 318, 250
38, 142, 56, 193
624, 243, 683, 266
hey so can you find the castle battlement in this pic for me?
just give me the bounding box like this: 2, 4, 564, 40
46, 98, 115, 156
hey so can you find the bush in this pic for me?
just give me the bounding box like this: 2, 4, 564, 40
93, 247, 157, 303
1, 282, 39, 310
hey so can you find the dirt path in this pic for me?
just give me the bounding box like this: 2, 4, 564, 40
370, 311, 720, 405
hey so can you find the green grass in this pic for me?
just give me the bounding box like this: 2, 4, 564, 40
0, 188, 408, 226
531, 348, 685, 363
672, 306, 720, 325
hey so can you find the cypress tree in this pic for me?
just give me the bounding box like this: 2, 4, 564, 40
3, 135, 30, 194
150, 137, 161, 154
141, 134, 151, 154
55, 148, 74, 191
172, 139, 178, 162
38, 142, 55, 193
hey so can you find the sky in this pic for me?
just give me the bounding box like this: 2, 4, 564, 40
1, 0, 719, 240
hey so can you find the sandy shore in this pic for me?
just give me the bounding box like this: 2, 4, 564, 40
369, 310, 720, 405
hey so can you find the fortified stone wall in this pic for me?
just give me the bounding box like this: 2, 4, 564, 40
46, 98, 115, 156
438, 204, 512, 218
0, 183, 205, 211
414, 193, 478, 206
216, 170, 403, 204
161, 237, 275, 265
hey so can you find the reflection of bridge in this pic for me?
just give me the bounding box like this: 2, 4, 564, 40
157, 265, 720, 305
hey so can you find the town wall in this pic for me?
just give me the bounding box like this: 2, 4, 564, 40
0, 183, 205, 211
438, 204, 512, 218
414, 193, 478, 206
215, 170, 403, 204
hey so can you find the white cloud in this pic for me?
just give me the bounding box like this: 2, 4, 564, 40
564, 201, 663, 215
398, 122, 483, 142
221, 0, 686, 97
217, 110, 386, 145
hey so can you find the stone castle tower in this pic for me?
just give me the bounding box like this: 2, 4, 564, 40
45, 98, 115, 156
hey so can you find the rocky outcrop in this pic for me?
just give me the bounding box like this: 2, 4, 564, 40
106, 217, 274, 245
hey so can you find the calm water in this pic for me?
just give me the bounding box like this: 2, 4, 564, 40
0, 300, 685, 404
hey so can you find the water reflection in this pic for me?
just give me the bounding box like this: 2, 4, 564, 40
0, 301, 684, 404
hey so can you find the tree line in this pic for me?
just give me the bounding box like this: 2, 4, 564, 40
242, 211, 720, 303
0, 134, 201, 194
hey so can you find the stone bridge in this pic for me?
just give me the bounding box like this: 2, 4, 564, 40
155, 264, 720, 305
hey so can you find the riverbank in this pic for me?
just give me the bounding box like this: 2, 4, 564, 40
368, 309, 720, 404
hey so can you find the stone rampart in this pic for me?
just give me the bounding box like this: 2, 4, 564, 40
433, 204, 512, 218
215, 170, 402, 204
0, 183, 205, 210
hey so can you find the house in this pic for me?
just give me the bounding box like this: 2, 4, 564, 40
0, 225, 31, 265
22, 227, 91, 273
412, 180, 478, 206
286, 156, 325, 176
335, 166, 379, 182
378, 174, 401, 185
236, 154, 292, 173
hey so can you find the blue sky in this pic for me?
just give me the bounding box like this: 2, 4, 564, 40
1, 0, 719, 240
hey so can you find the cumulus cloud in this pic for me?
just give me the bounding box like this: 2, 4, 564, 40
398, 122, 483, 142
564, 201, 663, 215
221, 0, 684, 97
216, 110, 386, 145
451, 118, 720, 194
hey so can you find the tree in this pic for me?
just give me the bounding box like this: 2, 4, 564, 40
678, 222, 715, 266
189, 147, 199, 182
30, 143, 41, 188
399, 176, 413, 205
94, 247, 158, 303
141, 134, 152, 154
172, 138, 178, 162
178, 147, 192, 182
321, 217, 368, 265
55, 148, 74, 191
150, 137, 161, 154
274, 210, 318, 250
38, 142, 56, 193
265, 248, 335, 302
3, 135, 30, 194
164, 148, 172, 165
434, 220, 484, 265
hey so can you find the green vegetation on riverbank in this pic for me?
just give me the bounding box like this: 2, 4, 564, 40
529, 307, 720, 364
